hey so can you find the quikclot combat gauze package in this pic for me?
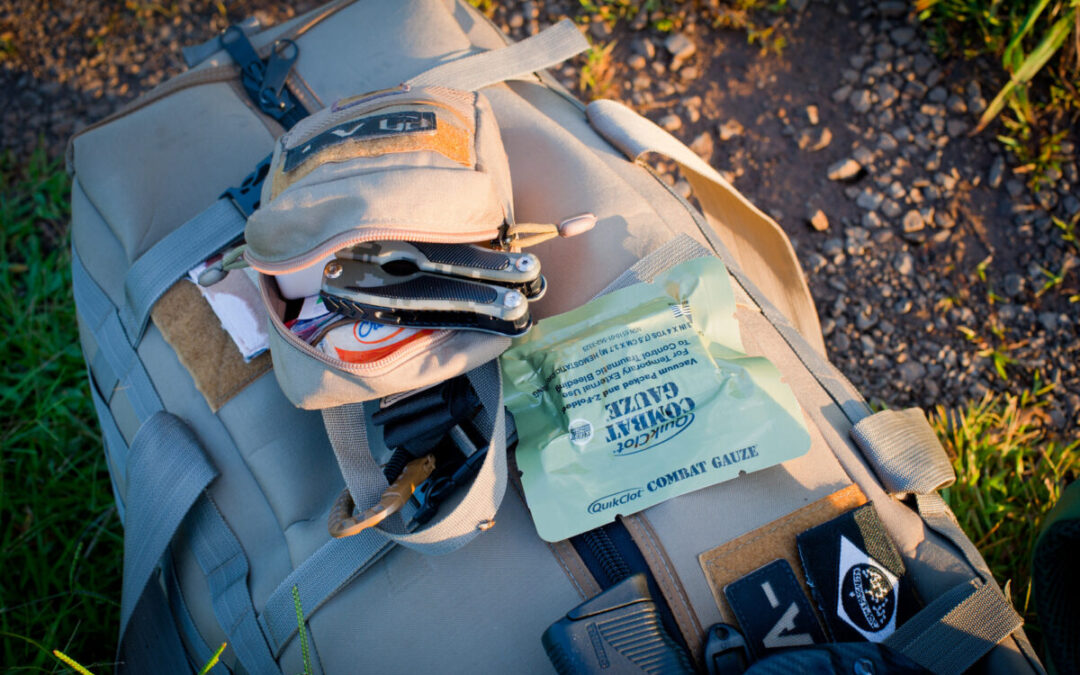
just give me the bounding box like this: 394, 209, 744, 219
501, 256, 811, 541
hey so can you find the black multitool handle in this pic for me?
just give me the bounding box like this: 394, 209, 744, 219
340, 241, 545, 300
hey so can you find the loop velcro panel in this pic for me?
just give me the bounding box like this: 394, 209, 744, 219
850, 408, 955, 496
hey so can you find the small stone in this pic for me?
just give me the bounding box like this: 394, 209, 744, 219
878, 133, 898, 151
890, 27, 916, 46
893, 125, 913, 143
1038, 312, 1058, 332
628, 54, 646, 70
875, 42, 895, 61
1036, 189, 1058, 211
1002, 273, 1025, 298
856, 188, 884, 211
934, 211, 956, 229
805, 105, 820, 125
1062, 195, 1080, 216
665, 32, 696, 64
913, 53, 934, 76
632, 38, 655, 59
946, 119, 969, 137
899, 360, 926, 384
851, 89, 872, 114
988, 156, 1005, 189
809, 209, 830, 231
882, 199, 903, 218
924, 150, 943, 172
857, 311, 879, 331
946, 95, 967, 115
905, 80, 929, 100
659, 114, 682, 132
689, 131, 714, 160
679, 66, 699, 81
718, 119, 744, 141
832, 84, 853, 103
508, 12, 524, 29
902, 210, 925, 233
796, 126, 833, 151
832, 332, 851, 351
876, 82, 900, 108
927, 86, 948, 103
894, 298, 913, 313
862, 211, 884, 229
828, 158, 863, 181
852, 146, 875, 166
1006, 179, 1025, 197
879, 1, 907, 17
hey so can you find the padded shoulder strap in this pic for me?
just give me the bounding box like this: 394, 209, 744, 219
585, 99, 825, 356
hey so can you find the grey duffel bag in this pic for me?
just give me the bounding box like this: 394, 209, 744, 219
69, 1, 1043, 673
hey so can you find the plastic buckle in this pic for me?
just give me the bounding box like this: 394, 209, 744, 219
703, 623, 750, 675
221, 154, 272, 218
220, 24, 302, 123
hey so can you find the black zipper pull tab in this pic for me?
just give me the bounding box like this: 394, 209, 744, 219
221, 24, 265, 87
258, 39, 299, 115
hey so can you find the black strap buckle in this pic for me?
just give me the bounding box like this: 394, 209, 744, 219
220, 24, 305, 125
221, 153, 272, 218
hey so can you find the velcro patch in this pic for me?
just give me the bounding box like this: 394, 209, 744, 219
723, 559, 826, 660
795, 503, 921, 643
698, 483, 868, 624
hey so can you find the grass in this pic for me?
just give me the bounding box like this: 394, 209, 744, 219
0, 137, 1074, 669
0, 148, 122, 671
932, 385, 1079, 653
917, 0, 1080, 189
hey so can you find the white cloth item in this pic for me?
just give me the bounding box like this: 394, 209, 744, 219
187, 264, 270, 361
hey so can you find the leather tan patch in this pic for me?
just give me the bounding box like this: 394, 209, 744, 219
151, 280, 271, 412
697, 483, 868, 624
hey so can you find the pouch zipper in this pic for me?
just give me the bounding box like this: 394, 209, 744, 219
258, 273, 455, 374
246, 226, 503, 275
572, 522, 692, 657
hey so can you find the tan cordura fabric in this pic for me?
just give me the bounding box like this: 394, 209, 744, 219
151, 280, 272, 411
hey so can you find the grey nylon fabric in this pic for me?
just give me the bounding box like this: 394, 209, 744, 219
321, 403, 385, 511
184, 496, 280, 674
885, 580, 1023, 675
120, 198, 246, 342
257, 528, 394, 657
264, 361, 507, 656
122, 577, 196, 675
405, 18, 588, 91
164, 555, 225, 675
119, 412, 218, 671
851, 408, 956, 495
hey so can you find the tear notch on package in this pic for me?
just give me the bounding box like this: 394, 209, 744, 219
501, 257, 811, 542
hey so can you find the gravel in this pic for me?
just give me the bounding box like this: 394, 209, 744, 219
4, 0, 1077, 429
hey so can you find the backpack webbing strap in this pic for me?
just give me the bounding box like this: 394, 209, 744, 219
119, 198, 247, 343
119, 412, 218, 673
850, 408, 956, 496
405, 18, 588, 92
884, 579, 1023, 675
258, 361, 507, 657
585, 98, 825, 357
183, 496, 280, 674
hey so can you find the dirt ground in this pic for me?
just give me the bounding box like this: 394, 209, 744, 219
2, 0, 1077, 427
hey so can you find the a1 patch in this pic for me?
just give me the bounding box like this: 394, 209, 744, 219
723, 559, 826, 660
796, 504, 920, 643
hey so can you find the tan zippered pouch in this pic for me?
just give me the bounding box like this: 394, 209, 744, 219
245, 85, 517, 408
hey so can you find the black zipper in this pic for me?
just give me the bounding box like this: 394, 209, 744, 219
571, 521, 693, 659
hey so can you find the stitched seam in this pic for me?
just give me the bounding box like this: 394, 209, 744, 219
636, 514, 701, 638
623, 515, 696, 649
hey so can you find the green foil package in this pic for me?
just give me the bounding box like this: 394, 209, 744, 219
501, 257, 811, 542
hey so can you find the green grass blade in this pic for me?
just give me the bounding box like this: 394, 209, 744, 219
1002, 0, 1054, 66
974, 9, 1076, 133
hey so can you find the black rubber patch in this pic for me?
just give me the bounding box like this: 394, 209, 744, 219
723, 559, 826, 660
796, 503, 921, 643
